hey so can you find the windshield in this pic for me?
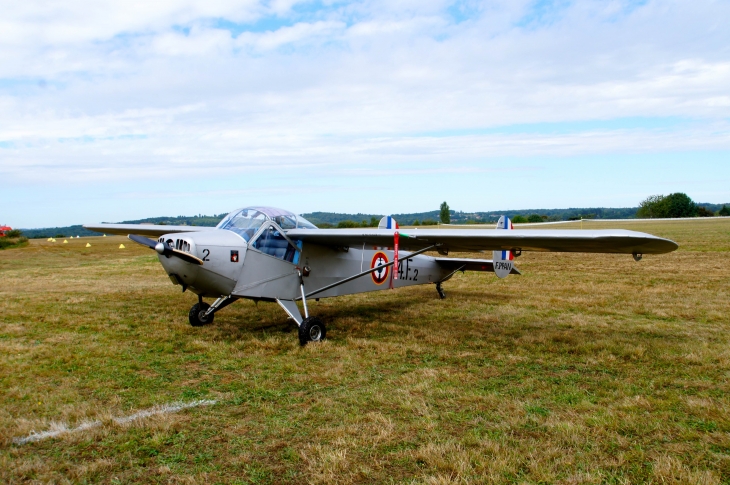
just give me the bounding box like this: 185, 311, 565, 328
217, 208, 267, 242
217, 207, 319, 239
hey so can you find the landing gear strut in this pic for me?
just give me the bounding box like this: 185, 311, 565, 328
296, 269, 326, 345
188, 295, 237, 327
436, 282, 446, 299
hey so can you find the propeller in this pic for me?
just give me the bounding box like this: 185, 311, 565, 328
127, 234, 204, 265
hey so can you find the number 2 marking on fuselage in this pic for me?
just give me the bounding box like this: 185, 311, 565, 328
202, 249, 210, 261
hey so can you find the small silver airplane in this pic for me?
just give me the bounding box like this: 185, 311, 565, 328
85, 206, 678, 345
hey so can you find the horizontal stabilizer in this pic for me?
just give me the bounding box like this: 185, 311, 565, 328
434, 257, 521, 275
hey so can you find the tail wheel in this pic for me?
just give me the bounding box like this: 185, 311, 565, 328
299, 317, 326, 346
189, 302, 214, 327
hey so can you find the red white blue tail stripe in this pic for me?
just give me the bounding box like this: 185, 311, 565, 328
493, 216, 515, 279
378, 216, 399, 230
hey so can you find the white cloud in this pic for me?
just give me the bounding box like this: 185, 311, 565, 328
2, 0, 730, 226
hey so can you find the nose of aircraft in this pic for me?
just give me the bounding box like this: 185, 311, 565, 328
158, 235, 201, 290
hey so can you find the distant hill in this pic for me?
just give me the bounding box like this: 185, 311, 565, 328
21, 214, 226, 239
301, 207, 640, 226
19, 202, 729, 237
303, 202, 728, 226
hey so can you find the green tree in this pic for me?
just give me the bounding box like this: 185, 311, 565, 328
440, 201, 451, 224
337, 220, 359, 228
413, 219, 421, 226
637, 195, 667, 218
719, 205, 730, 216
513, 215, 528, 223
527, 214, 543, 223
665, 193, 698, 218
637, 193, 698, 218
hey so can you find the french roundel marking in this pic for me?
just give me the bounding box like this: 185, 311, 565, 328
371, 252, 389, 285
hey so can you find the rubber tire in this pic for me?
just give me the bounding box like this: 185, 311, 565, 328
298, 316, 326, 346
189, 302, 214, 327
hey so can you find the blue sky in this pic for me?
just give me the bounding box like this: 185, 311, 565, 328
1, 0, 729, 228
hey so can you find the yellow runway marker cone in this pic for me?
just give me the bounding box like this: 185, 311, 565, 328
103, 234, 107, 237
51, 238, 56, 242
47, 238, 52, 241
86, 243, 91, 247
119, 244, 125, 249
63, 240, 68, 243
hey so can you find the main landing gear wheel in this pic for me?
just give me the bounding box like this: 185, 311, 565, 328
299, 317, 326, 346
189, 302, 214, 327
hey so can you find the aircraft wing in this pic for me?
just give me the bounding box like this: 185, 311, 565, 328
83, 224, 216, 237
286, 228, 678, 255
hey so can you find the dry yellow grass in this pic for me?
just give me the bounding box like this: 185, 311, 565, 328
1, 219, 729, 484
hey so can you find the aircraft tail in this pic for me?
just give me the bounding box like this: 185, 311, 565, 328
378, 216, 399, 229
492, 216, 515, 279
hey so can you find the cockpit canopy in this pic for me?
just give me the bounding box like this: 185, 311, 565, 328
217, 206, 317, 241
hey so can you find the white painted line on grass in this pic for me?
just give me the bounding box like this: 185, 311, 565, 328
13, 399, 216, 445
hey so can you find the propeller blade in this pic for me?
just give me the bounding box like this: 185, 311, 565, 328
127, 234, 204, 266
128, 234, 157, 249
170, 249, 204, 266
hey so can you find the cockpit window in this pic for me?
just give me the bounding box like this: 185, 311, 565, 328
295, 215, 318, 229
217, 206, 319, 238
273, 214, 297, 230
217, 209, 267, 242
251, 225, 301, 263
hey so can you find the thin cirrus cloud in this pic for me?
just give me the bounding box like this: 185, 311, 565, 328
1, 0, 729, 227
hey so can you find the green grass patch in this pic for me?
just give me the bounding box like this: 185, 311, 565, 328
1, 224, 730, 483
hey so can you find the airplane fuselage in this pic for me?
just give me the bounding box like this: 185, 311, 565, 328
158, 228, 453, 301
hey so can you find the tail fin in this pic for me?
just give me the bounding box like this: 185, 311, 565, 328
378, 216, 399, 229
493, 216, 514, 278
496, 215, 513, 230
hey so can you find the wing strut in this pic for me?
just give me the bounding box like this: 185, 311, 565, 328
298, 244, 439, 300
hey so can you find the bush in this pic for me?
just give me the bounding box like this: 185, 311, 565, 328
422, 219, 438, 226
512, 215, 528, 223
6, 229, 22, 238
527, 214, 543, 223
0, 236, 28, 250
337, 220, 360, 228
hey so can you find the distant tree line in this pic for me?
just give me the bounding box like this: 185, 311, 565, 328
17, 198, 730, 237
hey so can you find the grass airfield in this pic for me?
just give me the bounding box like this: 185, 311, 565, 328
1, 219, 729, 484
